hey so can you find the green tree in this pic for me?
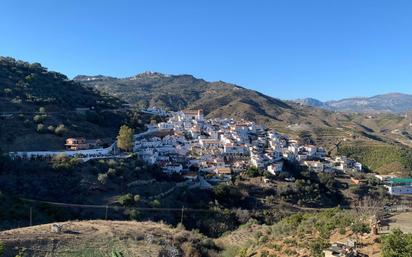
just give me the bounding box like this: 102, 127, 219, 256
47, 125, 55, 132
117, 125, 135, 152
33, 114, 45, 123
36, 123, 45, 133
3, 88, 12, 96
97, 173, 108, 185
150, 199, 161, 208
245, 166, 261, 177
382, 228, 412, 257
118, 194, 134, 206
54, 124, 68, 136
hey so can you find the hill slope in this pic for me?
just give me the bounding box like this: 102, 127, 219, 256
297, 93, 412, 113
76, 72, 412, 175
0, 57, 127, 151
74, 73, 355, 139
0, 220, 218, 257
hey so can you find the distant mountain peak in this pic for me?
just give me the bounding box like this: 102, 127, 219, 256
129, 71, 170, 80
293, 93, 412, 113
73, 75, 116, 81
294, 98, 327, 108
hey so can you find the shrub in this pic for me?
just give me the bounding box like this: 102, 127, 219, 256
107, 168, 117, 177
245, 167, 261, 177
51, 154, 78, 171
129, 209, 140, 220
47, 125, 55, 132
55, 124, 68, 136
33, 114, 46, 123
36, 123, 45, 133
309, 238, 330, 257
150, 199, 161, 208
118, 194, 134, 206
97, 173, 108, 185
111, 251, 124, 257
176, 222, 185, 230
350, 222, 370, 234
381, 228, 412, 257
259, 235, 268, 244
272, 244, 282, 251
108, 159, 117, 168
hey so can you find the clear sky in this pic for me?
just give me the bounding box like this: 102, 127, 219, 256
1, 0, 412, 101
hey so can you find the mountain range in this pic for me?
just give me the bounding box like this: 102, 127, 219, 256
74, 72, 351, 131
295, 93, 412, 113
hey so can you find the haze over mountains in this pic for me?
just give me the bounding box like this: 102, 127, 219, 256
295, 93, 412, 113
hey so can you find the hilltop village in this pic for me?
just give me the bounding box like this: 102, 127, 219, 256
134, 109, 364, 187
9, 108, 365, 187
17, 108, 412, 195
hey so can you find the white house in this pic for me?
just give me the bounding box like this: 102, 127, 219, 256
303, 160, 324, 172
163, 164, 183, 174
267, 161, 284, 175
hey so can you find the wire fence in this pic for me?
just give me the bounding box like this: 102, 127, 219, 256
0, 197, 227, 232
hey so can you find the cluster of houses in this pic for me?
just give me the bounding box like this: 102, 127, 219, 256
375, 175, 412, 195
133, 109, 364, 186
12, 107, 412, 198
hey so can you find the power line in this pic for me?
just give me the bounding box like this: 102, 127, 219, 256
20, 198, 217, 213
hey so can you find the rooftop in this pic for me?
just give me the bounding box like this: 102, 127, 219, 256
389, 178, 412, 184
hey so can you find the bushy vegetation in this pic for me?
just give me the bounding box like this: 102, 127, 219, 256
0, 57, 121, 110
227, 208, 371, 257
245, 167, 261, 177
338, 143, 412, 175
278, 170, 344, 207
0, 57, 131, 151
381, 228, 412, 257
117, 194, 134, 206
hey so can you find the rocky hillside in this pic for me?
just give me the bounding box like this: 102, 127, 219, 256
0, 220, 220, 257
75, 72, 358, 144
0, 57, 128, 151
75, 72, 292, 119
0, 209, 383, 257
296, 93, 412, 113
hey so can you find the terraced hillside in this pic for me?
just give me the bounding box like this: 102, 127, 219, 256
75, 73, 367, 150
76, 72, 412, 175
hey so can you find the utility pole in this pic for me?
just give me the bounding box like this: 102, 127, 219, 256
180, 206, 185, 224
29, 207, 32, 226
105, 205, 109, 220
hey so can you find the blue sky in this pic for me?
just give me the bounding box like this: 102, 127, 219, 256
1, 0, 412, 101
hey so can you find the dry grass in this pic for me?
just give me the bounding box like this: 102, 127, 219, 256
0, 220, 203, 257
